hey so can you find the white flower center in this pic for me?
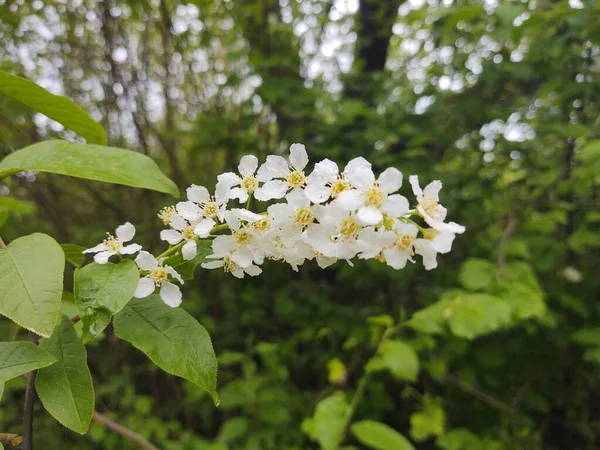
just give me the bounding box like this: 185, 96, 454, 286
339, 218, 360, 240
182, 226, 195, 241
103, 235, 123, 253
395, 234, 415, 254
223, 256, 240, 273
157, 206, 177, 225
253, 218, 270, 233
242, 176, 258, 192
421, 197, 444, 220
287, 170, 306, 188
234, 229, 252, 245
294, 207, 313, 228
365, 185, 385, 208
150, 267, 168, 286
330, 179, 350, 198
203, 201, 219, 218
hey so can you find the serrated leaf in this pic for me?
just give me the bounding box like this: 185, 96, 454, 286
0, 70, 107, 145
60, 244, 86, 268
0, 140, 179, 197
447, 302, 485, 339
0, 233, 64, 337
74, 260, 139, 343
351, 420, 415, 450
459, 259, 496, 291
113, 296, 218, 403
36, 316, 94, 434
0, 341, 56, 382
302, 394, 350, 450
379, 340, 419, 382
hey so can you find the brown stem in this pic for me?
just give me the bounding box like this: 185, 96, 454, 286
92, 411, 161, 450
70, 314, 80, 324
497, 211, 518, 274
22, 332, 39, 450
0, 433, 22, 448
445, 373, 518, 417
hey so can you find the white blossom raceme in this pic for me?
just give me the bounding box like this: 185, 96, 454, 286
134, 251, 184, 307
82, 142, 466, 306
254, 143, 309, 201
83, 222, 142, 264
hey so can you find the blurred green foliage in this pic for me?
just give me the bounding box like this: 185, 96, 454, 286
1, 0, 600, 448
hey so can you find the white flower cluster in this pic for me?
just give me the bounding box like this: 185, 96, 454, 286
84, 144, 465, 308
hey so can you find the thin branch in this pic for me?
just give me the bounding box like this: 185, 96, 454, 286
445, 373, 518, 417
0, 433, 22, 448
22, 332, 39, 450
497, 211, 518, 274
70, 314, 80, 324
92, 411, 161, 450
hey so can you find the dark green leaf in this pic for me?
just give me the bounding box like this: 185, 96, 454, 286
61, 244, 86, 268
0, 233, 64, 337
380, 340, 419, 382
351, 420, 415, 450
0, 70, 107, 144
113, 296, 218, 403
74, 260, 139, 342
36, 316, 94, 434
0, 140, 179, 197
0, 341, 56, 382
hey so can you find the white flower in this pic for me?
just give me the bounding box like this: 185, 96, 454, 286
159, 216, 200, 261
176, 184, 228, 224
336, 165, 409, 226
357, 226, 395, 260
382, 222, 419, 269
83, 222, 142, 264
216, 155, 270, 203
305, 157, 370, 204
254, 143, 309, 201
134, 251, 184, 307
201, 233, 262, 278
409, 175, 465, 234
306, 203, 364, 260
267, 189, 315, 230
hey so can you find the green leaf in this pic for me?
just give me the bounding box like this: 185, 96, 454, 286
302, 394, 350, 450
410, 398, 445, 441
0, 381, 3, 401
379, 340, 419, 382
447, 302, 485, 339
60, 244, 86, 268
74, 260, 139, 343
351, 420, 415, 450
0, 70, 106, 145
113, 296, 218, 403
36, 316, 94, 434
0, 140, 179, 197
572, 328, 600, 346
217, 417, 249, 443
0, 341, 56, 382
0, 233, 64, 337
459, 259, 496, 291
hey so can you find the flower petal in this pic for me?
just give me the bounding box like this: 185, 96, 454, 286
160, 229, 183, 245
165, 266, 184, 284
346, 166, 375, 190
254, 180, 288, 201
187, 184, 210, 203
135, 251, 159, 271
160, 282, 182, 308
194, 218, 215, 238
289, 143, 308, 170
230, 187, 249, 203
115, 222, 136, 242
311, 158, 339, 182
232, 248, 253, 267
381, 194, 409, 218
182, 241, 197, 260
134, 277, 155, 298
83, 243, 108, 253
244, 264, 262, 277
378, 168, 403, 193
239, 154, 258, 177
169, 213, 187, 231
357, 206, 383, 225
121, 243, 142, 255
423, 180, 442, 202
201, 260, 225, 269
383, 248, 410, 269
176, 201, 202, 221
94, 251, 115, 264
408, 175, 423, 198
305, 182, 331, 204
264, 155, 289, 178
